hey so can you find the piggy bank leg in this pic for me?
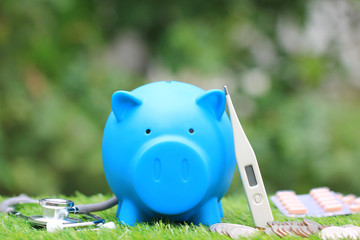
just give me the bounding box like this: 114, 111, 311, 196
190, 197, 220, 226
118, 199, 147, 226
116, 201, 122, 218
218, 200, 224, 218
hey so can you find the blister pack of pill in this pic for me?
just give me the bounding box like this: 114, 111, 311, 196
271, 187, 360, 217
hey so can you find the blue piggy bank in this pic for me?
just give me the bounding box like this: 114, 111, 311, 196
102, 81, 236, 226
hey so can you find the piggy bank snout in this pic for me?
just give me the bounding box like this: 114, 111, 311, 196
133, 139, 209, 215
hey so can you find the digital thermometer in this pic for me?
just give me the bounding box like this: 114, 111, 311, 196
224, 86, 273, 228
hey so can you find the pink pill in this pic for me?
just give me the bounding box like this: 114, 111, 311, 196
336, 193, 343, 201
319, 200, 341, 208
287, 206, 307, 215
310, 187, 329, 196
323, 203, 343, 212
349, 204, 360, 212
342, 195, 356, 205
280, 198, 302, 205
285, 204, 306, 211
276, 191, 296, 198
278, 194, 297, 199
317, 197, 337, 204
312, 193, 334, 201
283, 201, 304, 208
279, 196, 299, 203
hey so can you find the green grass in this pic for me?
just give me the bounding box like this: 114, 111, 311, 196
0, 193, 359, 239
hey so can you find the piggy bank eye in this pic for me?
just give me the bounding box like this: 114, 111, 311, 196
146, 129, 151, 134
189, 128, 194, 134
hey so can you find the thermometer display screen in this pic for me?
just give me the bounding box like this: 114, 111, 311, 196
245, 165, 258, 187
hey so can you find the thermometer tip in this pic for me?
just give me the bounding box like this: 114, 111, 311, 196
223, 86, 229, 95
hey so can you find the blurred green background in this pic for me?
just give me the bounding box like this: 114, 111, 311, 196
0, 0, 359, 197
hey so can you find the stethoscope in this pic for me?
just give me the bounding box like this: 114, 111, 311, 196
0, 194, 118, 232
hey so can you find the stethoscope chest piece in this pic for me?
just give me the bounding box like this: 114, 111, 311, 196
28, 215, 82, 228
28, 198, 81, 227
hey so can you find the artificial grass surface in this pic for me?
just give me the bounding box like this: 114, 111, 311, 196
1, 193, 359, 239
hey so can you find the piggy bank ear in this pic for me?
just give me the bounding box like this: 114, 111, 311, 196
111, 91, 142, 121
196, 89, 226, 120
